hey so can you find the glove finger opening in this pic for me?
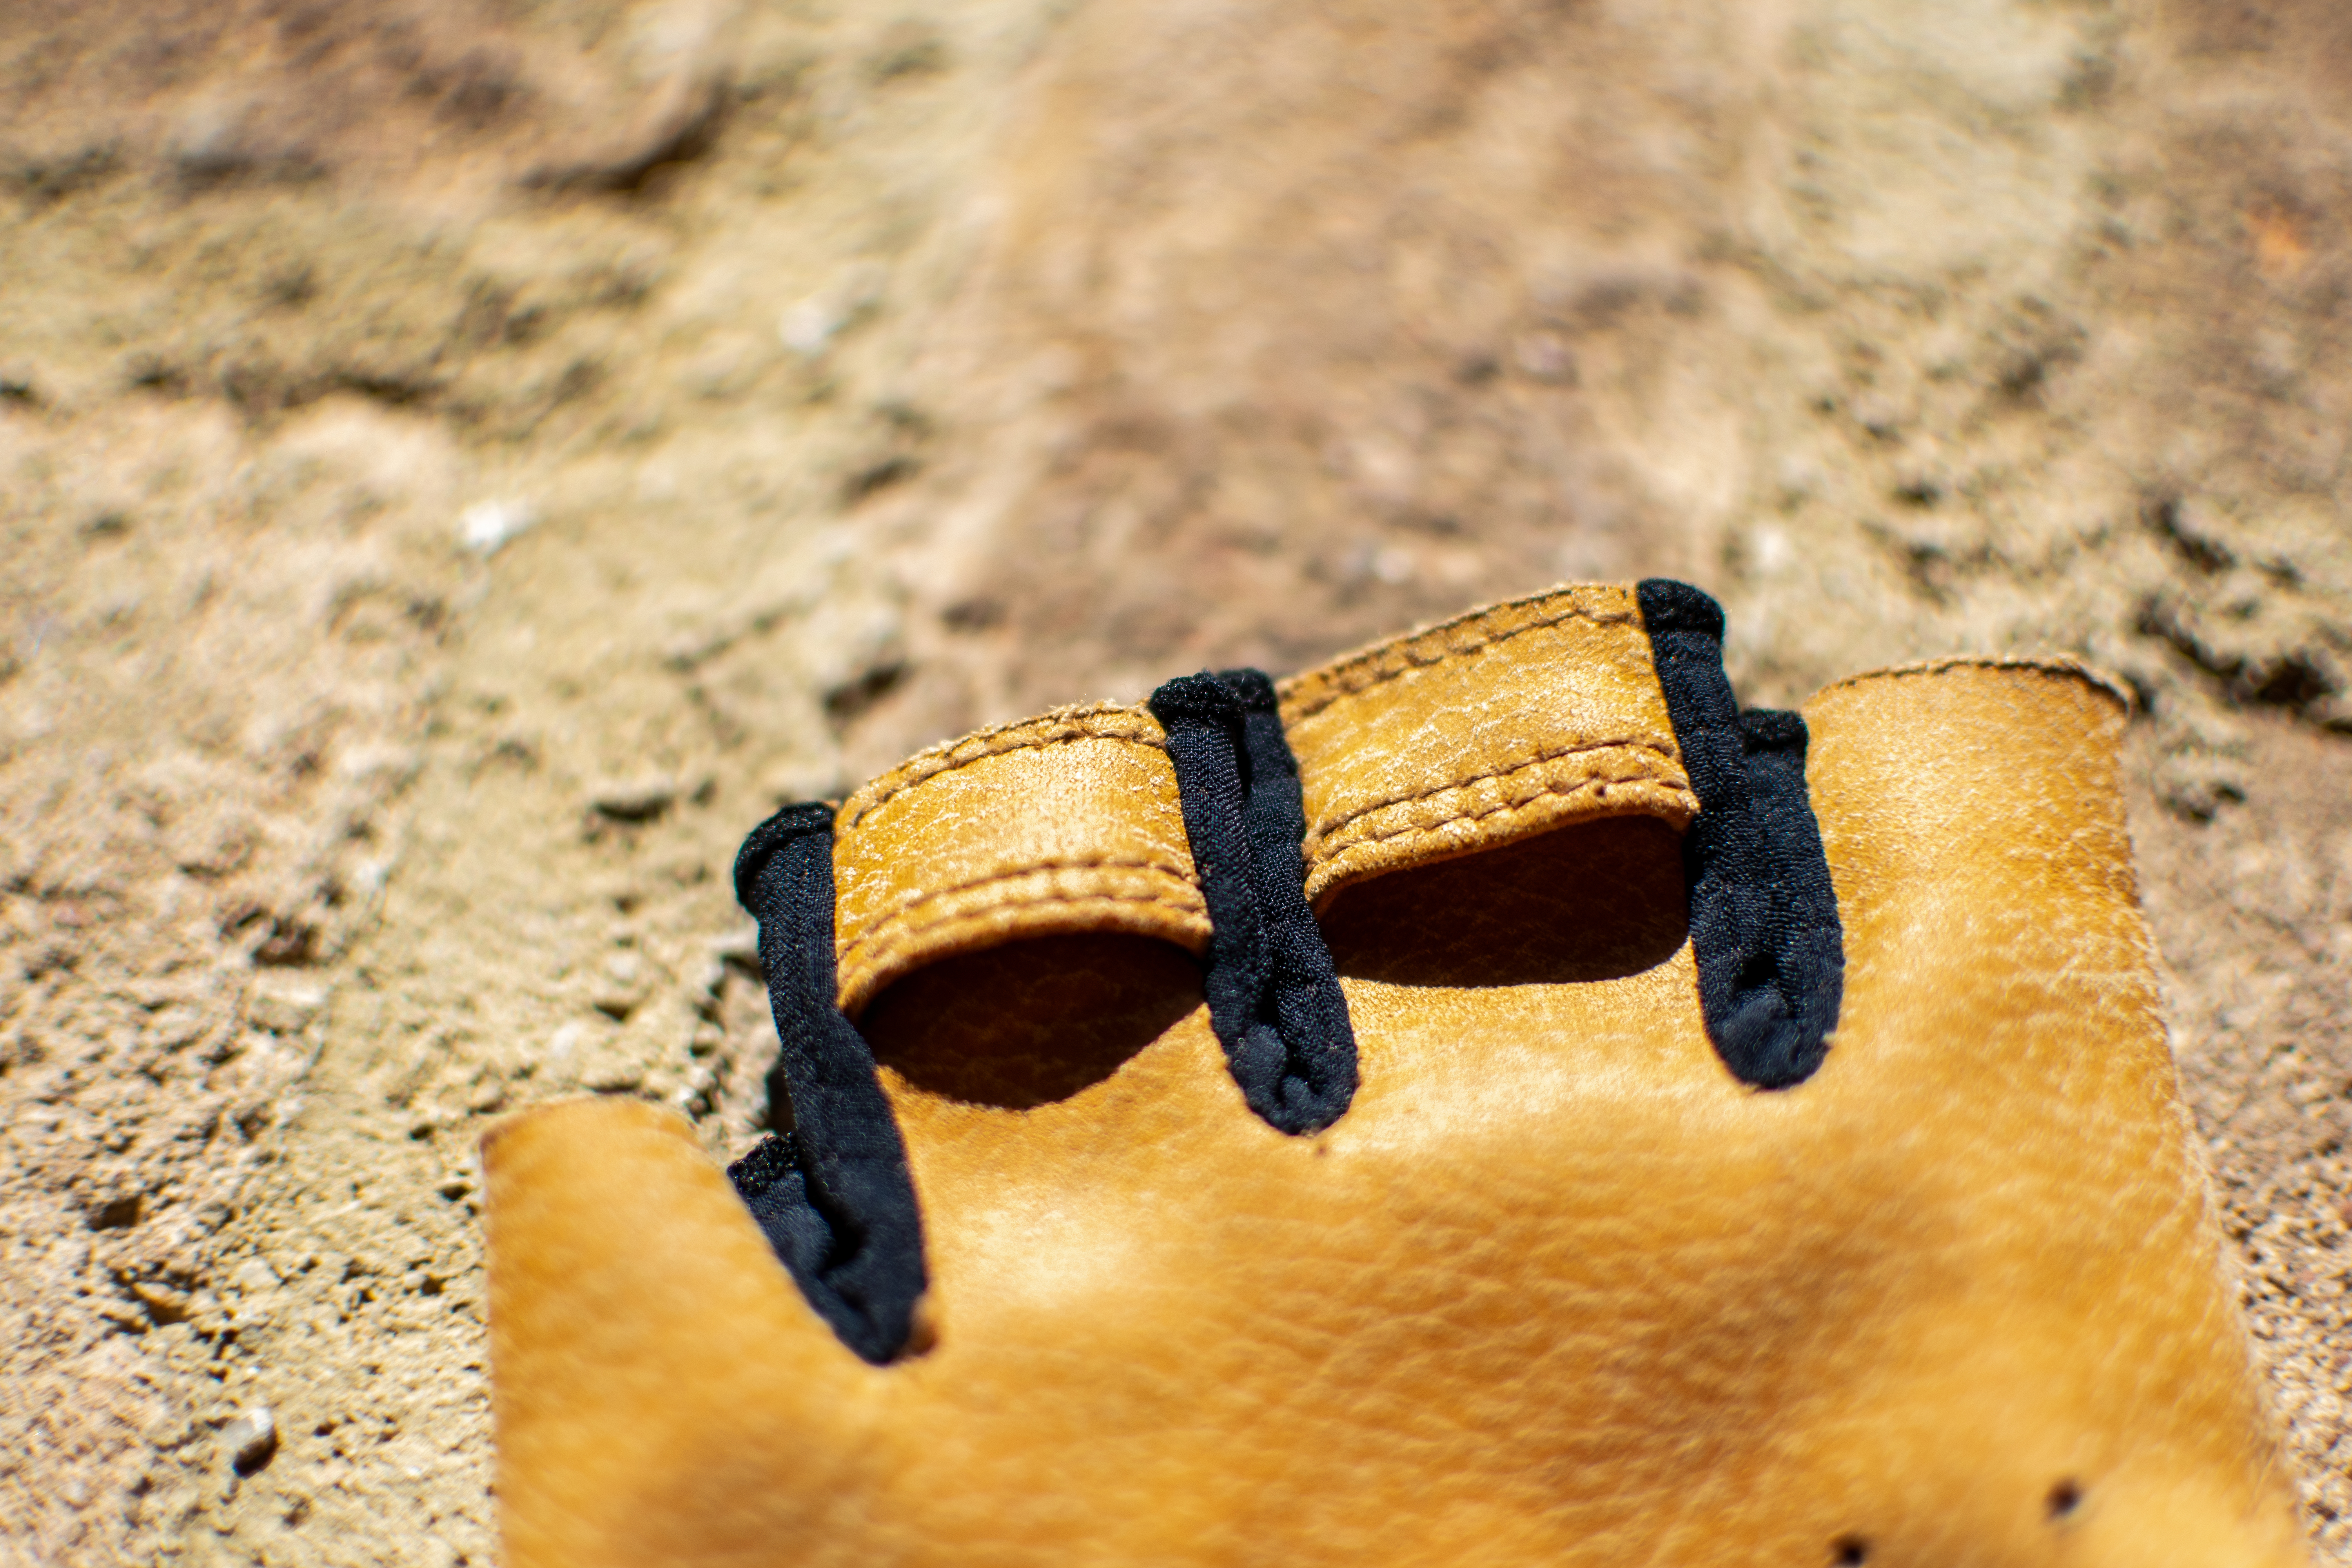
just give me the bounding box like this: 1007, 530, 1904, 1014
1318, 813, 1687, 989
861, 931, 1203, 1109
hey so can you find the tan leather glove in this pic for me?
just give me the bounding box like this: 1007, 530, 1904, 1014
484, 582, 2307, 1567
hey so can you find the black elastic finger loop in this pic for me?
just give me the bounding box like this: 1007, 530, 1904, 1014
729, 802, 927, 1364
1150, 670, 1359, 1134
1637, 579, 1845, 1089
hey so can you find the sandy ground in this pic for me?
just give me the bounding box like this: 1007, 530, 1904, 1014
2, 0, 2349, 1561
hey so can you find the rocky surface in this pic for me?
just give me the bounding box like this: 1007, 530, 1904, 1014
2, 0, 2347, 1561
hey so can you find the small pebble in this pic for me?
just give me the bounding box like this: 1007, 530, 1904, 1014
247, 983, 327, 1036
222, 1406, 276, 1475
459, 499, 537, 555
589, 776, 678, 822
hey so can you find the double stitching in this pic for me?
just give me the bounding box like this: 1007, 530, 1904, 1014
841, 706, 1168, 831
1304, 735, 1690, 856
836, 858, 1207, 976
1279, 590, 1638, 720
1314, 767, 1696, 863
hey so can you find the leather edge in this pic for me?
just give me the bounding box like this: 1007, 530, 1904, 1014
838, 701, 1169, 833
1809, 653, 2134, 711
1273, 582, 1642, 724
832, 705, 1207, 1017
837, 864, 1212, 1019
1303, 753, 1696, 908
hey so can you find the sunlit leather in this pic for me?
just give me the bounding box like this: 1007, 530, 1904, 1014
1278, 583, 1697, 908
832, 703, 1208, 1019
486, 601, 2306, 1568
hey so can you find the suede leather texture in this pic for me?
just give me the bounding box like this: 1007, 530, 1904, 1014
485, 595, 2306, 1568
831, 703, 1209, 1020
1278, 583, 1698, 909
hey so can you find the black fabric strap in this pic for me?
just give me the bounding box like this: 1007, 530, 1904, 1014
1148, 669, 1359, 1134
1637, 579, 1845, 1088
728, 802, 927, 1365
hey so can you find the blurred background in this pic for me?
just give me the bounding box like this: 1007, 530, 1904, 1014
2, 0, 2349, 1561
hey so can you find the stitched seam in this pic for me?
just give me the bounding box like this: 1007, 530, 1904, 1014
1283, 601, 1633, 720
838, 860, 1202, 970
839, 887, 1212, 1007
1276, 584, 1627, 709
1308, 737, 1688, 852
841, 714, 1167, 831
1281, 595, 1639, 720
1316, 771, 1690, 861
